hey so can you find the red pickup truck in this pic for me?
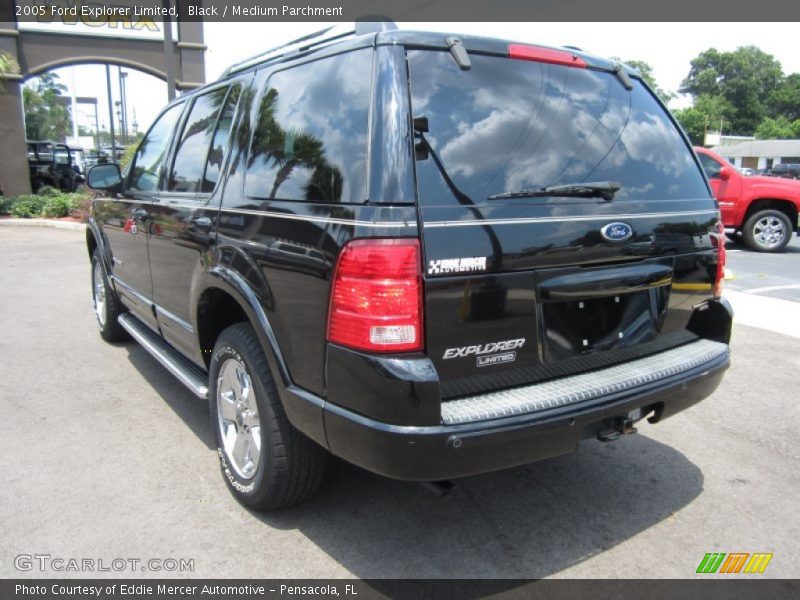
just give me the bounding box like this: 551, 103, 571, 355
695, 147, 800, 252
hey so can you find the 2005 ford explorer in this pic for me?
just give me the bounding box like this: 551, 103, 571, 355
85, 23, 732, 509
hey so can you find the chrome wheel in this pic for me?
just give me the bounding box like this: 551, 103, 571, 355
216, 358, 261, 480
753, 216, 787, 249
93, 261, 107, 327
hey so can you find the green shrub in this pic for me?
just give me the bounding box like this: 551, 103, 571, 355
2, 191, 90, 219
11, 195, 47, 218
36, 185, 60, 197
68, 194, 92, 222
119, 144, 138, 171
41, 195, 73, 218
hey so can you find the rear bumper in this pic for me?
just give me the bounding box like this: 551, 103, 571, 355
321, 344, 729, 481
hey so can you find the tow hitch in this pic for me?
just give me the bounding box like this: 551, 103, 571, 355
597, 415, 639, 442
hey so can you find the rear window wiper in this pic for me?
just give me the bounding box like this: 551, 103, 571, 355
487, 181, 622, 202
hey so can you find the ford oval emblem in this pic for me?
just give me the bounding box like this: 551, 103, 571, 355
600, 222, 633, 243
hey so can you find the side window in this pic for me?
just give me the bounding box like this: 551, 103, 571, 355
168, 87, 230, 193
698, 153, 722, 179
129, 103, 183, 192
245, 48, 372, 203
202, 86, 241, 192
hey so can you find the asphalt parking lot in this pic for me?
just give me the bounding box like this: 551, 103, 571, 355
726, 234, 800, 302
1, 225, 798, 580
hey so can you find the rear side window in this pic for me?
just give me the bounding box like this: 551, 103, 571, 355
698, 153, 723, 179
203, 86, 241, 192
408, 51, 709, 205
245, 49, 372, 203
168, 86, 238, 193
129, 103, 183, 192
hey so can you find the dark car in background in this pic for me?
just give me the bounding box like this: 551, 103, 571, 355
27, 141, 85, 192
770, 163, 800, 179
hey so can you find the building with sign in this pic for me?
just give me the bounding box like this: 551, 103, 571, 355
0, 0, 205, 195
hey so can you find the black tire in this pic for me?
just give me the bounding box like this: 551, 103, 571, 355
209, 323, 328, 510
742, 209, 792, 252
91, 249, 129, 342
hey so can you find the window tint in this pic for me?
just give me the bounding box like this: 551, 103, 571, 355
203, 86, 240, 192
245, 49, 372, 203
129, 103, 183, 192
168, 87, 229, 193
408, 51, 709, 205
698, 153, 722, 178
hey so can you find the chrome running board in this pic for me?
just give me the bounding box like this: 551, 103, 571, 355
441, 339, 729, 425
118, 313, 209, 399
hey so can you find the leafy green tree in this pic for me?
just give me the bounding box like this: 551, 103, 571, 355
672, 106, 707, 145
768, 73, 800, 122
680, 46, 784, 135
673, 94, 735, 145
619, 59, 675, 104
754, 116, 800, 140
23, 72, 72, 141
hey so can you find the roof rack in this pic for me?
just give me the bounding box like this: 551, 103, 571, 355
221, 20, 397, 79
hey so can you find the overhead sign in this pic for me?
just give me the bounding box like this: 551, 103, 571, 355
16, 0, 179, 41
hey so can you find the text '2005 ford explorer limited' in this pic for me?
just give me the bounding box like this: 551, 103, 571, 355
85, 24, 732, 509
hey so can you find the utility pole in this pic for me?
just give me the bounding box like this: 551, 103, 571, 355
118, 67, 128, 144
115, 101, 124, 143
70, 67, 79, 144
105, 64, 116, 161
93, 99, 99, 148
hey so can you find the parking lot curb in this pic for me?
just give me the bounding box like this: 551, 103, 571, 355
0, 218, 85, 231
725, 289, 800, 339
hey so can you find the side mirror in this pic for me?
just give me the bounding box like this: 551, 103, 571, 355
87, 163, 122, 192
718, 166, 732, 181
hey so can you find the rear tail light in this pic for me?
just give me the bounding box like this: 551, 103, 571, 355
711, 220, 726, 297
508, 44, 588, 68
327, 239, 423, 353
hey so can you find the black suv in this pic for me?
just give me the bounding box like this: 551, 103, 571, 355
85, 24, 732, 509
770, 163, 800, 179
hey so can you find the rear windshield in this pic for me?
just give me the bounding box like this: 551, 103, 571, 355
408, 50, 709, 205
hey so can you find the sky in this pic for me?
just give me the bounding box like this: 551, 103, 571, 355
42, 22, 800, 144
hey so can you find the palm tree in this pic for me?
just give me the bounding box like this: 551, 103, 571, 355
0, 52, 20, 85
303, 162, 343, 203
267, 128, 324, 199
249, 88, 331, 200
